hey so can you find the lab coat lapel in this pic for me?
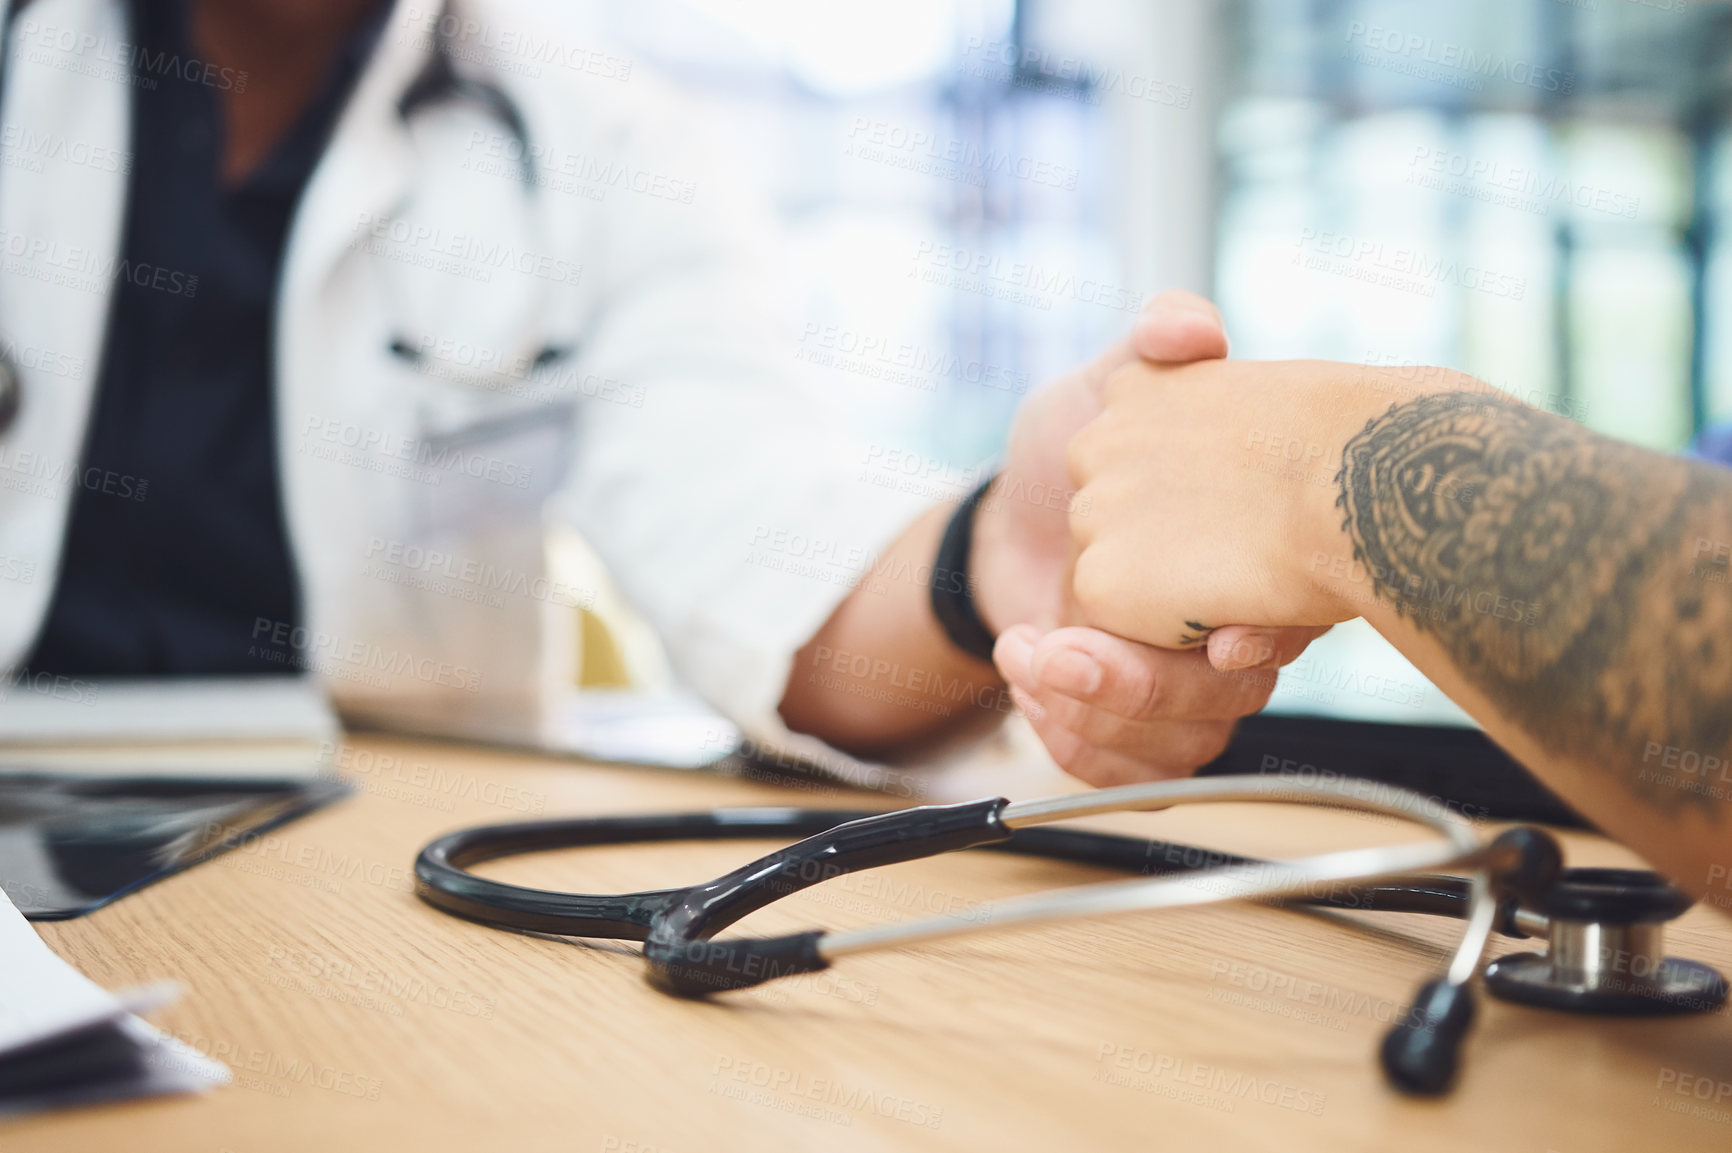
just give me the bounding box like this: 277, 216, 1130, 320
272, 0, 427, 656
0, 0, 131, 670
276, 0, 429, 325
275, 0, 558, 739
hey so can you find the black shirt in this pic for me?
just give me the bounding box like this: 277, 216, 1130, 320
27, 0, 386, 676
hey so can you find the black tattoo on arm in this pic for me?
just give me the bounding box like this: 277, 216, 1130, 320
1336, 391, 1732, 821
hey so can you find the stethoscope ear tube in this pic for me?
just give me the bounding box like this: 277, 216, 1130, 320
635, 779, 1497, 1068
414, 808, 885, 939
644, 931, 832, 998
641, 798, 1015, 992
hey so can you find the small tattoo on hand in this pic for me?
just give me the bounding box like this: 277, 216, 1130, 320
1179, 619, 1214, 647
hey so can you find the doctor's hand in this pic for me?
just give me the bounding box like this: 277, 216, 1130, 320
970, 294, 1326, 785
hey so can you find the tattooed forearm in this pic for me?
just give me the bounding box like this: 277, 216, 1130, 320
1337, 391, 1732, 821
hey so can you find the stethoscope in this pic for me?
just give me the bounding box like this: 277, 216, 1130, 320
0, 0, 26, 436
0, 354, 17, 437
385, 1, 565, 396
414, 775, 1728, 1097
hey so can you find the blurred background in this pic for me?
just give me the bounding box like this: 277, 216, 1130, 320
567, 0, 1719, 725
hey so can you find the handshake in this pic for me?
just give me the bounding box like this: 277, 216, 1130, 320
966, 289, 1408, 787
861, 289, 1732, 893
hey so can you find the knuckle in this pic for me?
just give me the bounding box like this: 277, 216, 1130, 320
1065, 425, 1100, 488
1070, 548, 1112, 622
1068, 483, 1100, 540
1038, 692, 1087, 733
1114, 658, 1163, 719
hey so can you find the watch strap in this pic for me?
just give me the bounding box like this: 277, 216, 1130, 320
929, 475, 1000, 663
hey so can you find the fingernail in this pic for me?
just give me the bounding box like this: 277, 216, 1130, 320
1035, 647, 1103, 697
1214, 633, 1275, 672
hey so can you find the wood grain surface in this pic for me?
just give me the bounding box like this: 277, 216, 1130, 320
6, 734, 1731, 1152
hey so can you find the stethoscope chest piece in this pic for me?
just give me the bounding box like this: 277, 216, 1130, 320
1484, 868, 1729, 1014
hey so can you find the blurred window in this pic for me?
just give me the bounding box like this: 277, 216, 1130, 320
595, 0, 1142, 470
1220, 0, 1712, 450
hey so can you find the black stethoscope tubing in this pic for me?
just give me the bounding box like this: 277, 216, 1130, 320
415, 805, 1495, 943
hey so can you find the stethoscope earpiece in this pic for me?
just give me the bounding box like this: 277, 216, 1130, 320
1379, 977, 1477, 1096
1486, 825, 1564, 911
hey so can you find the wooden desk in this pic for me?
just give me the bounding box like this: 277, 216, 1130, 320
8, 735, 1732, 1152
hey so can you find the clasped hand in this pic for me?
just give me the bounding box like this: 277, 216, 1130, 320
979, 293, 1333, 785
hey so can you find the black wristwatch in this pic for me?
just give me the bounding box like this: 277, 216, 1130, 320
929, 475, 1000, 663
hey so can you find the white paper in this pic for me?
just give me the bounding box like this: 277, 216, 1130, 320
0, 887, 228, 1113
539, 687, 741, 769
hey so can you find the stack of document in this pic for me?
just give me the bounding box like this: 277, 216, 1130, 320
0, 676, 339, 778
0, 887, 228, 1113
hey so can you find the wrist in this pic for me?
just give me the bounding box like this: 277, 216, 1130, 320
1291, 364, 1489, 619
928, 476, 1005, 665
1288, 367, 1390, 618
966, 476, 1023, 637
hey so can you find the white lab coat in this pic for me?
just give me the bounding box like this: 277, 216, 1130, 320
0, 0, 926, 755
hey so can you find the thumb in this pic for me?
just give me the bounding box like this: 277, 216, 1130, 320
1206, 624, 1332, 672
1077, 291, 1231, 401
1133, 289, 1230, 363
